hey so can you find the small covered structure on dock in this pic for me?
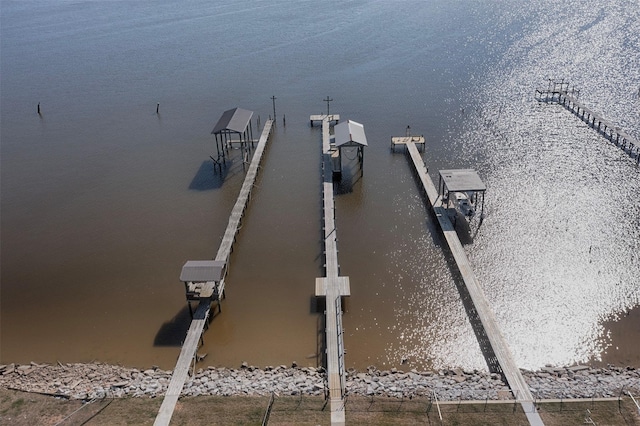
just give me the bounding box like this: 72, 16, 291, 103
211, 107, 254, 167
438, 169, 486, 219
332, 119, 368, 177
179, 260, 226, 317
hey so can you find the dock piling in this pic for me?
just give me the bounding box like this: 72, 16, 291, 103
271, 95, 277, 122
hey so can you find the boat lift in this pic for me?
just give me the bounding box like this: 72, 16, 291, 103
438, 169, 486, 220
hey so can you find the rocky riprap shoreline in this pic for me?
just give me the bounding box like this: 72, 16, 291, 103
1, 362, 638, 401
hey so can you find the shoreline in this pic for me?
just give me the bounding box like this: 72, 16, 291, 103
1, 362, 638, 402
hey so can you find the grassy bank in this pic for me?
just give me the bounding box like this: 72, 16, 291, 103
1, 388, 639, 425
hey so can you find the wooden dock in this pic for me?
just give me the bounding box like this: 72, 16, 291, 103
391, 135, 425, 152
312, 114, 350, 425
154, 119, 274, 426
536, 81, 640, 164
310, 113, 340, 127
403, 141, 544, 426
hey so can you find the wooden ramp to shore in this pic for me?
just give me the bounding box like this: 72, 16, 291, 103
403, 141, 544, 426
535, 81, 640, 164
154, 119, 274, 426
311, 114, 350, 426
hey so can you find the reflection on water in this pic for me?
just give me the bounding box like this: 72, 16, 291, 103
450, 0, 640, 369
1, 0, 638, 372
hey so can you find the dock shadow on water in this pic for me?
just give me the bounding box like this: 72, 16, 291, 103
154, 301, 222, 347
450, 212, 482, 246
188, 159, 232, 190
334, 159, 364, 196
154, 306, 193, 347
443, 249, 503, 376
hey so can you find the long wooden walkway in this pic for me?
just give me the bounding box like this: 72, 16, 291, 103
215, 119, 275, 295
535, 81, 640, 164
403, 141, 544, 426
312, 114, 350, 426
154, 119, 274, 426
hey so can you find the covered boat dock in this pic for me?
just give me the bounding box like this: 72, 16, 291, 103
211, 107, 254, 168
438, 169, 487, 217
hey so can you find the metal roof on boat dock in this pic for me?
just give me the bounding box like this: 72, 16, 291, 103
334, 120, 368, 147
439, 169, 486, 192
179, 260, 226, 283
211, 107, 253, 134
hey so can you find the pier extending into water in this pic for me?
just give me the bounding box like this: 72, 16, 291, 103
535, 80, 640, 164
311, 114, 351, 425
399, 140, 545, 426
154, 119, 274, 426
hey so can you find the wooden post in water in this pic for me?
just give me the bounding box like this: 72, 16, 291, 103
271, 95, 277, 122
156, 103, 160, 114
37, 102, 41, 115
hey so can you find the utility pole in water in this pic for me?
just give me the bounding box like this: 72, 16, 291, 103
324, 96, 333, 116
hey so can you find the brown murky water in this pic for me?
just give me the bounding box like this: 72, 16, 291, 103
2, 0, 639, 372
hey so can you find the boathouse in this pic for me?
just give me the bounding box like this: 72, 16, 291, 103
211, 107, 254, 167
179, 260, 226, 318
332, 119, 368, 177
438, 169, 487, 217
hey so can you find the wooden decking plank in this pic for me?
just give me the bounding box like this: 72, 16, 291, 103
310, 114, 340, 126
392, 135, 425, 145
315, 277, 350, 297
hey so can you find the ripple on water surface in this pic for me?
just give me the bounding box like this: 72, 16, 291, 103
451, 0, 640, 369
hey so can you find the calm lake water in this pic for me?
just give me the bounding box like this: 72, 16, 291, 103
1, 0, 639, 372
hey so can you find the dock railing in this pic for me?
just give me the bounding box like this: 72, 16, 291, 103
536, 80, 639, 164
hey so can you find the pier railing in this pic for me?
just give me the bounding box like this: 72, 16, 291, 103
535, 80, 639, 164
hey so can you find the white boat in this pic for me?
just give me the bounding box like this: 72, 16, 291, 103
451, 191, 476, 219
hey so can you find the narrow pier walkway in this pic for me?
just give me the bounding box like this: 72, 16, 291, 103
214, 119, 275, 294
403, 141, 544, 426
312, 114, 350, 425
536, 82, 640, 164
154, 119, 274, 426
